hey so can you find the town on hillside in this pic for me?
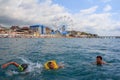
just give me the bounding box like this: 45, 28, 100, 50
0, 24, 99, 38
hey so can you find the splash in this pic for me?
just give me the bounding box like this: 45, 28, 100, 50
19, 57, 43, 73
6, 57, 43, 76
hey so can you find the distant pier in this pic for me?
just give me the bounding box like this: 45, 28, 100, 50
97, 36, 120, 39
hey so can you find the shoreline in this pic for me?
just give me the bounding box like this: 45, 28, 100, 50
0, 35, 119, 39
0, 33, 119, 39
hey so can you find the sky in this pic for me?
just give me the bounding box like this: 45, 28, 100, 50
0, 0, 120, 36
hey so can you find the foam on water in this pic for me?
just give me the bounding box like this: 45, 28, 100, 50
5, 57, 43, 76
19, 57, 43, 73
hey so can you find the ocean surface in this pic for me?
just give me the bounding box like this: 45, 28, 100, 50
0, 38, 120, 80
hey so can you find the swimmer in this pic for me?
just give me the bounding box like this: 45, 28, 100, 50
44, 60, 64, 70
1, 62, 28, 72
96, 56, 106, 65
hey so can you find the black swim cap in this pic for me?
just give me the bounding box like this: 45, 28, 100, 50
21, 64, 28, 71
96, 56, 102, 60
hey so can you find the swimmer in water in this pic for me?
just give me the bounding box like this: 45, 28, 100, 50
45, 60, 64, 70
1, 62, 28, 72
96, 56, 106, 65
47, 62, 63, 69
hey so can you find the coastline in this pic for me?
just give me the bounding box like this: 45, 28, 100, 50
0, 34, 119, 38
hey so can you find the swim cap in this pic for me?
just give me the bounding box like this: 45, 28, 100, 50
21, 64, 28, 71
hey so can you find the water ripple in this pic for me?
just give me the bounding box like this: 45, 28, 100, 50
0, 38, 120, 80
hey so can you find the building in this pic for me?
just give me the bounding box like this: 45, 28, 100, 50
30, 24, 46, 35
0, 26, 9, 34
21, 27, 31, 34
10, 26, 20, 31
45, 27, 52, 34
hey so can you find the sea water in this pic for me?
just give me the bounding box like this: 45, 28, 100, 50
0, 38, 120, 80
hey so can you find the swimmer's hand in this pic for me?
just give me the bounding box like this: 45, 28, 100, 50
1, 63, 9, 69
58, 62, 64, 68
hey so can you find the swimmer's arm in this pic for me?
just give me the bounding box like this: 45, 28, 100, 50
2, 62, 19, 69
58, 63, 64, 68
102, 61, 108, 64
59, 65, 64, 68
103, 62, 111, 65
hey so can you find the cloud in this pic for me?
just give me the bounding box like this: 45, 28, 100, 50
103, 4, 112, 12
0, 0, 119, 36
0, 0, 69, 26
73, 6, 120, 36
80, 6, 98, 14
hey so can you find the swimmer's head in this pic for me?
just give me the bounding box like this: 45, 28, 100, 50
21, 64, 28, 71
96, 56, 102, 65
96, 56, 102, 60
47, 62, 54, 69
